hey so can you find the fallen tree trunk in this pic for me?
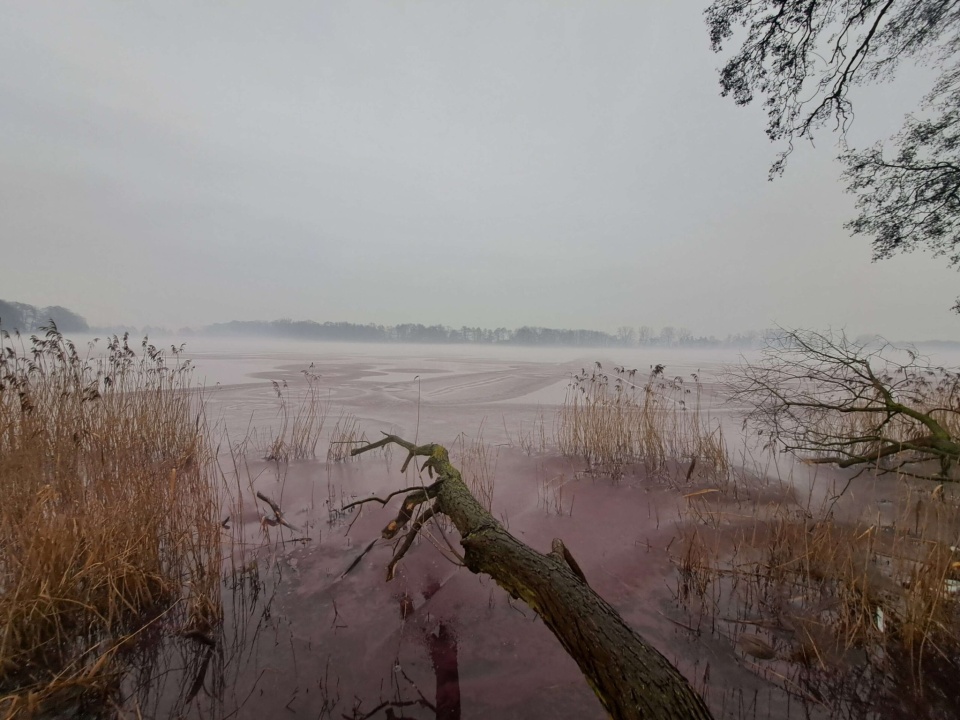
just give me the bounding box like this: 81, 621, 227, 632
349, 435, 713, 720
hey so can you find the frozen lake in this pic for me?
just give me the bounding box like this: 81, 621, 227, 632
77, 335, 959, 719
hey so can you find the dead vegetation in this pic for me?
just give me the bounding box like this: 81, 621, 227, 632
455, 423, 499, 512
327, 411, 367, 462
515, 407, 547, 455
543, 342, 960, 715
675, 461, 960, 717
556, 362, 729, 481
537, 472, 574, 516
663, 331, 960, 716
0, 325, 221, 717
260, 372, 327, 461
728, 329, 960, 481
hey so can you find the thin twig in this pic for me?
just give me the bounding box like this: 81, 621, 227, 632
387, 504, 440, 581
341, 484, 439, 512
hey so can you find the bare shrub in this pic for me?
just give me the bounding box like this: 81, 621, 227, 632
727, 329, 960, 481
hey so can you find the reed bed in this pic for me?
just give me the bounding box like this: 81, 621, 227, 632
556, 363, 728, 480
0, 326, 221, 717
676, 463, 960, 717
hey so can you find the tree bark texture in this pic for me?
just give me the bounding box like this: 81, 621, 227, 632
351, 435, 713, 720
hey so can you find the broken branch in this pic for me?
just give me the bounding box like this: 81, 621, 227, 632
255, 491, 299, 531
349, 434, 713, 720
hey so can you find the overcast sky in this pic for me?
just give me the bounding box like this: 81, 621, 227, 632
2, 1, 958, 340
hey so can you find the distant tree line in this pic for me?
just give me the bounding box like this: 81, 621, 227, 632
203, 318, 779, 348
0, 300, 948, 349
3, 304, 929, 349
0, 299, 89, 333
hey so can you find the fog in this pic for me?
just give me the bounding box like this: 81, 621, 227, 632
2, 2, 958, 340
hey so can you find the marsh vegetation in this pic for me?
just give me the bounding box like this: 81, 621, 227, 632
2, 332, 959, 719
0, 326, 220, 716
556, 362, 729, 480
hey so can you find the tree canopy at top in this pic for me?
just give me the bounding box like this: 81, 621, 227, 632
706, 1, 960, 281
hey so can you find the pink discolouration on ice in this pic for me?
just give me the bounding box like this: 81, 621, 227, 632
150, 341, 802, 718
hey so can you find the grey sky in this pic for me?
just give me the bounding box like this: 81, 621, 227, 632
2, 1, 958, 340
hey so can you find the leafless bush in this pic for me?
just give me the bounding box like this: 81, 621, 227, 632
727, 328, 960, 481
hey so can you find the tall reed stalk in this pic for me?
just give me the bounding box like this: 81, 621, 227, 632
677, 458, 960, 715
556, 364, 728, 479
0, 325, 221, 716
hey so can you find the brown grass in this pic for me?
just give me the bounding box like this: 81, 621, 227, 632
260, 373, 328, 462
327, 411, 366, 462
675, 462, 960, 716
0, 326, 221, 716
455, 423, 499, 512
556, 364, 728, 481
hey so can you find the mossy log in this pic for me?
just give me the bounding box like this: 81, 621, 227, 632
350, 435, 713, 720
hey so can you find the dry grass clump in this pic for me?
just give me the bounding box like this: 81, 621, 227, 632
327, 411, 367, 462
556, 363, 728, 480
537, 473, 574, 516
676, 466, 960, 717
515, 408, 547, 455
260, 372, 327, 461
0, 326, 221, 716
455, 424, 499, 512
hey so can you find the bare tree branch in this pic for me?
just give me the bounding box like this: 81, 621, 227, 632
727, 328, 960, 480
348, 434, 714, 719
707, 1, 960, 293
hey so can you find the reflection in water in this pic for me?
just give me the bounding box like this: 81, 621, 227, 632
115, 546, 279, 718
95, 461, 938, 720
107, 451, 466, 720
345, 591, 462, 720
429, 624, 461, 720
65, 343, 960, 720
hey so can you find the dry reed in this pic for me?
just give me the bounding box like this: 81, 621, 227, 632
327, 412, 366, 462
260, 373, 327, 462
537, 473, 574, 516
556, 364, 728, 481
516, 408, 547, 456
675, 462, 960, 716
0, 325, 221, 717
456, 424, 499, 512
